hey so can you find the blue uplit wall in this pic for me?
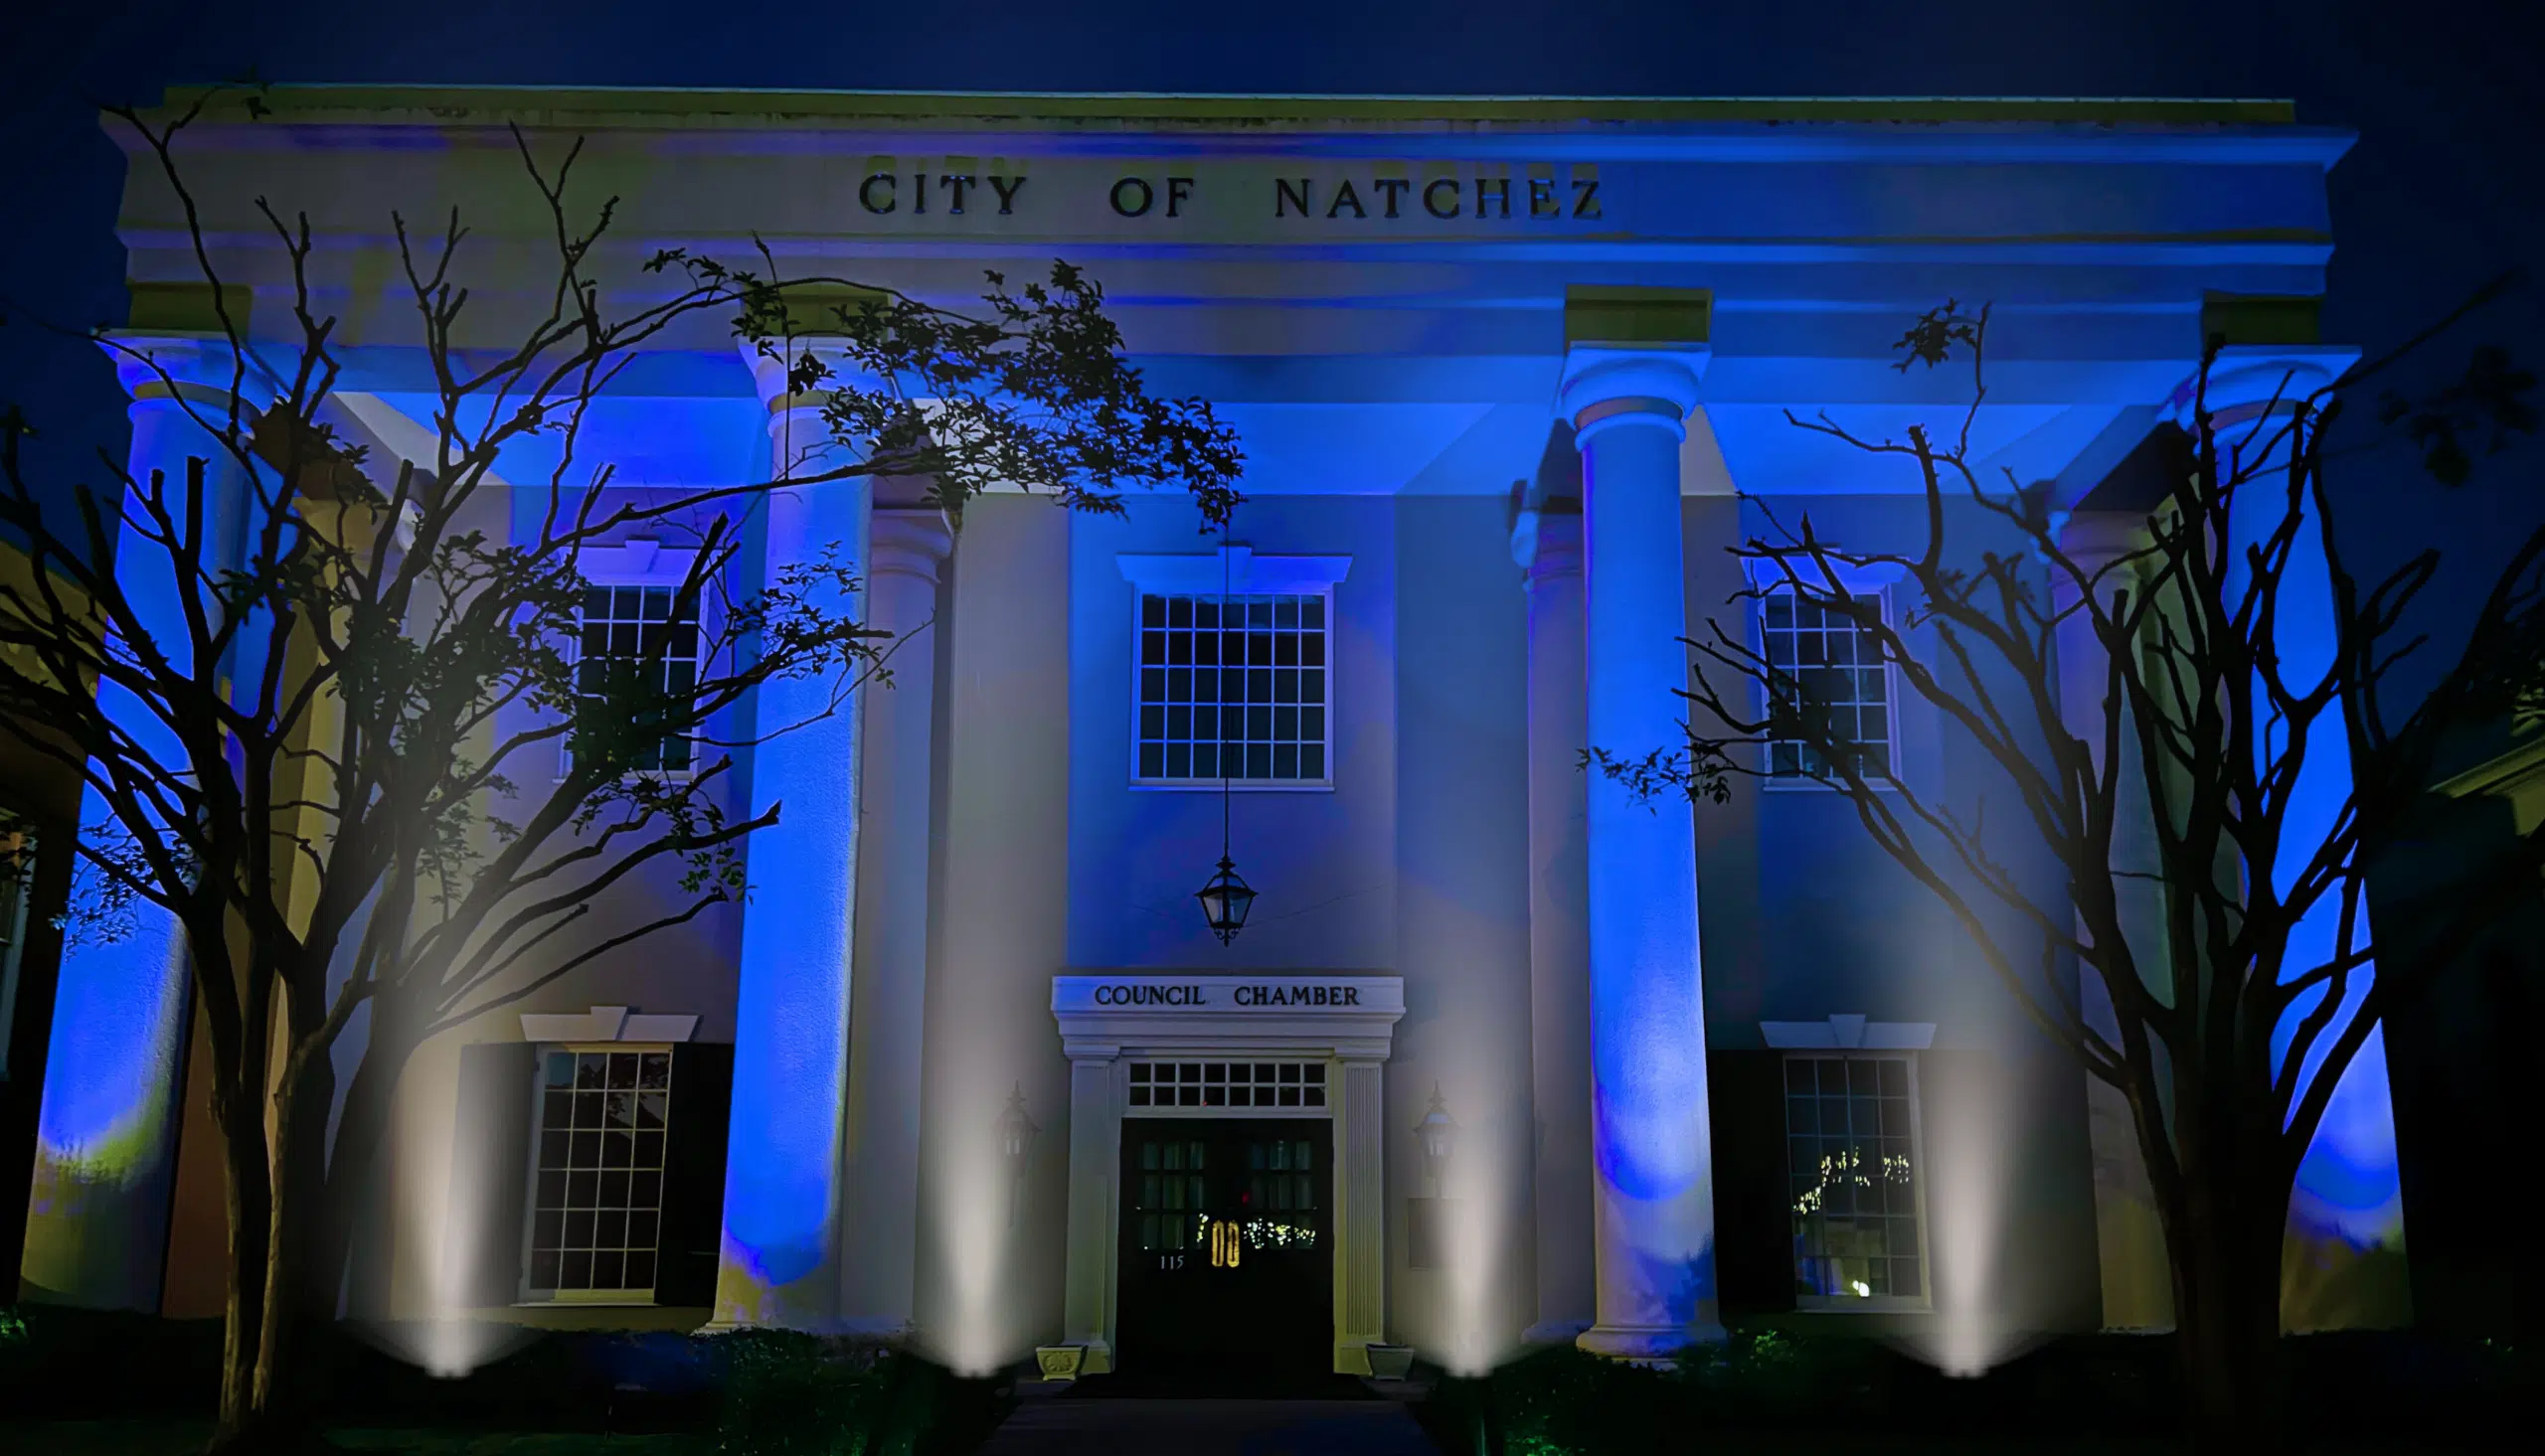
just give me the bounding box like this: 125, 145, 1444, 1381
1065, 493, 1401, 973
1695, 490, 2105, 1328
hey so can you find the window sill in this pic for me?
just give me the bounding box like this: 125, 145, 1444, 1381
1791, 1299, 1933, 1315
1759, 775, 1904, 795
1130, 780, 1335, 794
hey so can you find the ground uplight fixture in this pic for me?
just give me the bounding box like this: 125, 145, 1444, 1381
1416, 1083, 1459, 1194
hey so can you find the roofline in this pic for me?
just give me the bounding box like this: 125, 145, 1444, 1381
2436, 731, 2545, 803
148, 83, 2302, 129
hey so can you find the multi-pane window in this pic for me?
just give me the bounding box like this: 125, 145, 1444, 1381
1242, 1137, 1320, 1252
1760, 588, 1892, 779
1135, 592, 1330, 784
525, 1048, 673, 1299
573, 585, 701, 775
1784, 1054, 1925, 1304
1134, 1137, 1207, 1252
1127, 1059, 1327, 1109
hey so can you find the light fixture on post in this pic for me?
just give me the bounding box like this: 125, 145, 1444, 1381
1195, 521, 1257, 944
1407, 1084, 1462, 1275
1416, 1083, 1460, 1196
996, 1082, 1038, 1227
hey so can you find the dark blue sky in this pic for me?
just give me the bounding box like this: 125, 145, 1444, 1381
3, 0, 2537, 708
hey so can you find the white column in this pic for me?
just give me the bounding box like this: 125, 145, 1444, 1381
1059, 1050, 1119, 1371
23, 337, 262, 1311
1334, 1054, 1388, 1373
2051, 513, 2176, 1330
714, 349, 871, 1329
1559, 346, 1726, 1358
2193, 347, 2408, 1327
836, 507, 953, 1334
1513, 503, 1595, 1344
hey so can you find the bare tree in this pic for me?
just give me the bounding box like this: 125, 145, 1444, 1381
1593, 295, 2540, 1447
0, 91, 1241, 1454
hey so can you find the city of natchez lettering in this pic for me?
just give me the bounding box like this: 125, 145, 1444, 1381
847, 168, 1603, 222
1269, 175, 1601, 221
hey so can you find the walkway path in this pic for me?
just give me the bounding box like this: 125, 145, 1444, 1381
973, 1390, 1441, 1456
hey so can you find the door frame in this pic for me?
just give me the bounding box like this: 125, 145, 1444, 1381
1051, 974, 1404, 1375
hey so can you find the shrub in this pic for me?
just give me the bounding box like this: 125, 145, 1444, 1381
709, 1332, 1007, 1456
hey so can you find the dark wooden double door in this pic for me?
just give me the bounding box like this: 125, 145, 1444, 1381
1116, 1118, 1332, 1377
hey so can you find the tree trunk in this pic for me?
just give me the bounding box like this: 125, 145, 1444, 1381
2166, 1165, 2290, 1454
208, 1092, 275, 1456
245, 1052, 336, 1449
308, 1001, 411, 1326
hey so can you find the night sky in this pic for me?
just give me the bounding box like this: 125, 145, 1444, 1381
3, 0, 2537, 719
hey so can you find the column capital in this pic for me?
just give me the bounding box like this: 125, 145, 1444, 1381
869, 507, 955, 579
2055, 510, 2154, 574
1557, 345, 1709, 443
739, 339, 890, 415
1510, 501, 1584, 579
2164, 343, 2358, 429
98, 333, 275, 412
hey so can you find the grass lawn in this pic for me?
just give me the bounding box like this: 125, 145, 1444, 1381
4, 1426, 707, 1455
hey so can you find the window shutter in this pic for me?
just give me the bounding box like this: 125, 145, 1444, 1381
1707, 1050, 1796, 1316
655, 1041, 735, 1308
444, 1041, 539, 1309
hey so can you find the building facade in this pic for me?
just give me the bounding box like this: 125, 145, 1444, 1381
17, 87, 2416, 1375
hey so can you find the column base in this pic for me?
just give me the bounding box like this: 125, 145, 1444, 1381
1577, 1321, 1727, 1363
1522, 1319, 1592, 1346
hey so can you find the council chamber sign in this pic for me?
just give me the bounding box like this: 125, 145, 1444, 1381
1051, 974, 1407, 1018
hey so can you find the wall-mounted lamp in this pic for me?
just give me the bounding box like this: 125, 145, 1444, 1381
997, 1083, 1039, 1227
1416, 1083, 1459, 1197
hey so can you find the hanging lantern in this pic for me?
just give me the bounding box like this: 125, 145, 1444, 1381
1195, 855, 1257, 944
